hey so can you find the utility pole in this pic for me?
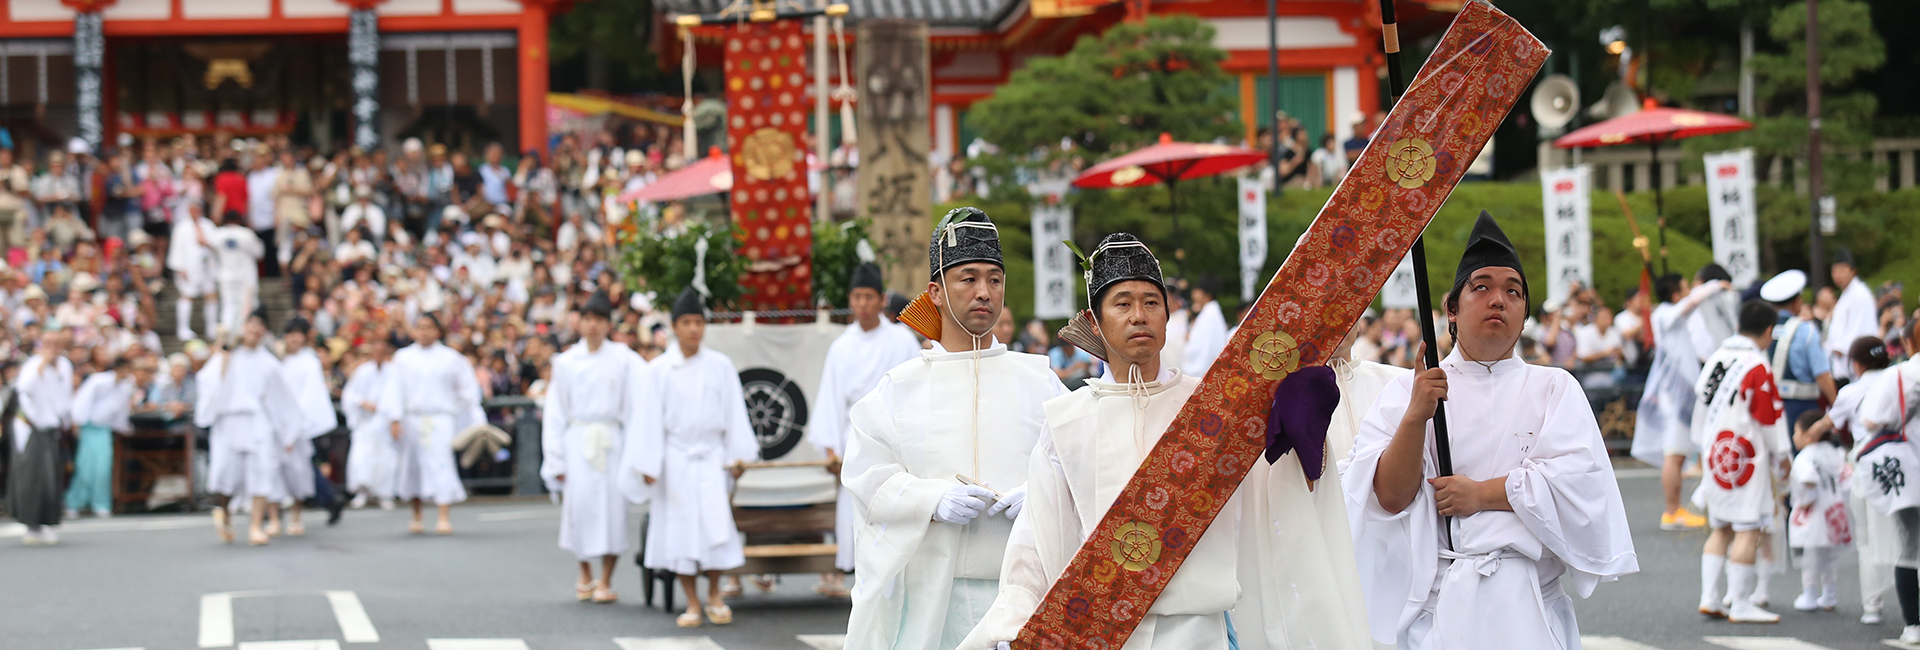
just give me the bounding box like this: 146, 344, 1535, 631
1807, 0, 1826, 288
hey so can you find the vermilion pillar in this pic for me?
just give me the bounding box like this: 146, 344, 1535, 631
517, 0, 552, 154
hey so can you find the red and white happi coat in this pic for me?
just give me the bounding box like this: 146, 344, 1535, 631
1692, 336, 1790, 525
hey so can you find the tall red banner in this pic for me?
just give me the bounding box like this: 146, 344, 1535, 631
724, 19, 813, 312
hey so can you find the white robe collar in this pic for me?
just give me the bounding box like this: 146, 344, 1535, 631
920, 342, 1007, 362
1438, 347, 1527, 375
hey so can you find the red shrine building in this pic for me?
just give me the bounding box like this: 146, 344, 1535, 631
662, 0, 1464, 158
0, 0, 563, 153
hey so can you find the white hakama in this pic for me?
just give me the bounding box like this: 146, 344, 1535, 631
1345, 352, 1637, 650
960, 370, 1239, 650
1237, 358, 1403, 650
280, 347, 339, 501
807, 320, 923, 571
540, 341, 660, 561
195, 346, 305, 503
379, 342, 481, 506
343, 361, 396, 499
635, 346, 757, 575
843, 345, 1066, 650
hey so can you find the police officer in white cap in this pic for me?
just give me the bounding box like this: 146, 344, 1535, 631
1760, 269, 1836, 430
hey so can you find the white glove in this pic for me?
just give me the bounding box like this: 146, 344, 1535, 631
995, 643, 1013, 650
986, 484, 1028, 520
934, 484, 997, 525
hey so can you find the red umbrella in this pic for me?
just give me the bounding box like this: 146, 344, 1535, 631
619, 147, 732, 204
1073, 133, 1266, 253
1552, 103, 1752, 275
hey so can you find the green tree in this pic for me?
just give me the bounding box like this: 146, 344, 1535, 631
550, 0, 661, 92
964, 15, 1240, 158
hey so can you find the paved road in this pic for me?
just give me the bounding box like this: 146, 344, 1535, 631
0, 469, 1909, 650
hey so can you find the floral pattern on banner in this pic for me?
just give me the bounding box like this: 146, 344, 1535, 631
723, 19, 813, 311
1010, 3, 1550, 648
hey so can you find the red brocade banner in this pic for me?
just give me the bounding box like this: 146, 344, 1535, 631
1011, 3, 1548, 648
724, 19, 813, 311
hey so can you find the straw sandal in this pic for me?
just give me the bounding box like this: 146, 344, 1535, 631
705, 604, 733, 625
676, 611, 703, 628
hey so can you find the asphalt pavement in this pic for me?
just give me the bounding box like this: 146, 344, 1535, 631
0, 469, 1910, 650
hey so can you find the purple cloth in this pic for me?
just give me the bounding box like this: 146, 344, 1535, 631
1264, 365, 1341, 482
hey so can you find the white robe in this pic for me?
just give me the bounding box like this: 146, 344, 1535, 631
280, 348, 339, 500
1183, 302, 1229, 376
342, 361, 396, 498
194, 346, 304, 502
1344, 352, 1637, 650
808, 320, 924, 571
71, 372, 135, 432
634, 345, 757, 575
211, 225, 263, 333
540, 341, 660, 561
843, 344, 1067, 650
167, 215, 219, 297
1239, 358, 1404, 650
11, 355, 73, 453
1834, 369, 1899, 591
1631, 302, 1701, 466
1690, 337, 1789, 526
1826, 278, 1877, 380
379, 342, 481, 506
959, 370, 1238, 650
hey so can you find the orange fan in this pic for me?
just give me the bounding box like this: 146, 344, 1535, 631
898, 292, 943, 341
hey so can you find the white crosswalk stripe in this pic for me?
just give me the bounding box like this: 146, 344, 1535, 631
1883, 641, 1920, 648
1705, 636, 1840, 650
235, 642, 341, 650
1582, 636, 1669, 650
612, 638, 727, 650
426, 641, 531, 650
796, 635, 845, 650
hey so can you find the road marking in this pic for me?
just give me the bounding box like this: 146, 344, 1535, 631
2, 517, 208, 538
1883, 641, 1920, 648
324, 591, 379, 643
614, 638, 728, 650
199, 593, 236, 648
426, 641, 531, 650
797, 635, 846, 650
74, 647, 144, 650
1582, 637, 1667, 650
475, 509, 559, 522
1706, 637, 1839, 650
235, 643, 341, 650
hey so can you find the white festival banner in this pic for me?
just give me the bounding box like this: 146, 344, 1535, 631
1237, 177, 1268, 303
1703, 148, 1761, 287
1540, 164, 1593, 306
1030, 179, 1077, 320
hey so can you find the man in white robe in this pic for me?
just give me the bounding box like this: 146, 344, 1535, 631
808, 262, 923, 595
958, 234, 1238, 650
343, 334, 397, 508
633, 287, 758, 628
279, 316, 343, 534
1825, 248, 1877, 381
194, 311, 306, 545
63, 357, 142, 518
1182, 278, 1228, 376
843, 207, 1067, 650
541, 291, 660, 604
210, 214, 264, 337
1692, 300, 1792, 623
1346, 213, 1637, 650
1241, 318, 1404, 650
1630, 273, 1732, 531
381, 314, 481, 535
8, 330, 73, 545
168, 202, 220, 341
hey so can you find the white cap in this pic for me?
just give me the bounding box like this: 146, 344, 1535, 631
67, 137, 91, 155
1760, 269, 1808, 303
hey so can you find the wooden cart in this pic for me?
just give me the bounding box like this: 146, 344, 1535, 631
639, 459, 840, 611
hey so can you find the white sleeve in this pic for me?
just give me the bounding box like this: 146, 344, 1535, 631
539, 357, 569, 494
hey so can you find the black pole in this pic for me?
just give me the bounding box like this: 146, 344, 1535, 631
1652, 139, 1668, 277
1806, 0, 1826, 289
1267, 0, 1281, 195
1378, 0, 1456, 496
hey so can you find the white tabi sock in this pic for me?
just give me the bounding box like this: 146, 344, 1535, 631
176, 297, 194, 337
1728, 562, 1758, 608
1755, 557, 1774, 604
1702, 553, 1728, 611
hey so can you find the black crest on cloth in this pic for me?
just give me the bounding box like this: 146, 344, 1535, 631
1454, 211, 1527, 294
670, 287, 706, 321
928, 206, 1003, 280
581, 290, 615, 319
1085, 233, 1165, 308
851, 262, 885, 293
